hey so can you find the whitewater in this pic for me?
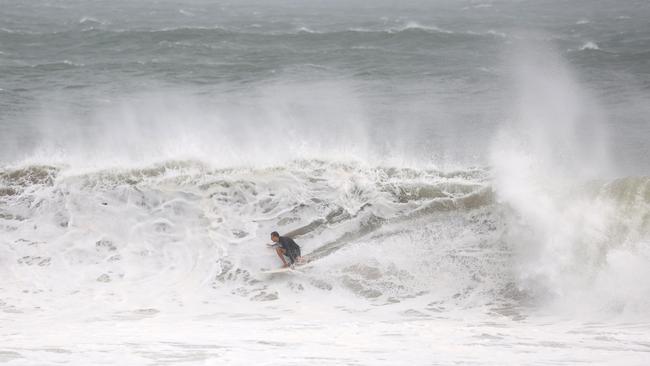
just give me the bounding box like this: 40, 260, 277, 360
1, 0, 650, 365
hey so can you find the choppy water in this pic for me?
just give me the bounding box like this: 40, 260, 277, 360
1, 0, 650, 365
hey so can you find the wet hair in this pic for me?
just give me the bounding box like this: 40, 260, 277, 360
270, 231, 280, 238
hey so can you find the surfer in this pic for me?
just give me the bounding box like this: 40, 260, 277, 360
269, 231, 301, 268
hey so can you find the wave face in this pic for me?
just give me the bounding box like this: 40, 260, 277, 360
0, 161, 496, 310
1, 160, 648, 319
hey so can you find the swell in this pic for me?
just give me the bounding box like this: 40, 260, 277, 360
0, 160, 648, 314
0, 25, 504, 49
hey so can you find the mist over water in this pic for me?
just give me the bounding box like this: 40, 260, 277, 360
1, 0, 650, 365
491, 41, 649, 316
21, 81, 375, 168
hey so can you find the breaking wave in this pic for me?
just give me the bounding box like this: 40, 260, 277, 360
0, 160, 647, 318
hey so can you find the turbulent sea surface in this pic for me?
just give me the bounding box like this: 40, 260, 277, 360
1, 0, 650, 365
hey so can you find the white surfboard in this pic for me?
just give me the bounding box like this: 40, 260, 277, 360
260, 245, 317, 275
260, 267, 295, 274
260, 259, 314, 274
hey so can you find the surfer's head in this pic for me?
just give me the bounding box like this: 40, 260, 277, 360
270, 231, 280, 242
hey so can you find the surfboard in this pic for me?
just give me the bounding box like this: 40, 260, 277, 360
260, 259, 314, 274
260, 267, 295, 274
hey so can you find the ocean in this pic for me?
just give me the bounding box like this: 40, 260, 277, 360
1, 0, 649, 364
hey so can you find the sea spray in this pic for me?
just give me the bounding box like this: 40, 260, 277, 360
18, 81, 372, 169
490, 42, 650, 317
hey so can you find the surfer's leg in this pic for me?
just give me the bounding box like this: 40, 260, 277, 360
286, 248, 300, 266
275, 247, 289, 267
293, 248, 302, 265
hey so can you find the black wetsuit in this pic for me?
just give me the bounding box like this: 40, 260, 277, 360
278, 236, 301, 264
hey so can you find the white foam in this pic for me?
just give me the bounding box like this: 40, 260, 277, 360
78, 17, 108, 25
389, 21, 454, 34
179, 9, 195, 17
296, 26, 318, 33
580, 41, 600, 50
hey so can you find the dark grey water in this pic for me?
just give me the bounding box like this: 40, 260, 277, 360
0, 0, 648, 170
